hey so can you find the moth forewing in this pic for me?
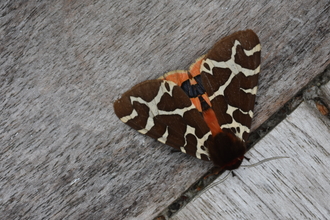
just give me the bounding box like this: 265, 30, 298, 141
114, 29, 261, 170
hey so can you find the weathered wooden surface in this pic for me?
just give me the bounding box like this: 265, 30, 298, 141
172, 101, 330, 219
321, 81, 330, 109
0, 0, 329, 219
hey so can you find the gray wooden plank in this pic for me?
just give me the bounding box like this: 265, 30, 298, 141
0, 0, 330, 219
172, 102, 330, 220
321, 81, 330, 109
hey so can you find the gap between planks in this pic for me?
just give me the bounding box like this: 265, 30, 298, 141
171, 100, 330, 220
155, 67, 330, 220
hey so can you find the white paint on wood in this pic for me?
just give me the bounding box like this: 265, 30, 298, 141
172, 102, 330, 220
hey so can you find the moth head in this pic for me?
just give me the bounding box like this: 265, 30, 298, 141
209, 131, 246, 170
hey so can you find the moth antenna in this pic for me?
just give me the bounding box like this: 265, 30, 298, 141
241, 156, 290, 168
244, 156, 250, 161
192, 171, 231, 202
192, 156, 289, 202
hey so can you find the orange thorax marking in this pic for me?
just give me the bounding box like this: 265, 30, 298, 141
162, 57, 222, 136
162, 71, 189, 86
203, 108, 223, 136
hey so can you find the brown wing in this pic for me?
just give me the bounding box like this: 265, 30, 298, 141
200, 29, 261, 142
113, 79, 213, 161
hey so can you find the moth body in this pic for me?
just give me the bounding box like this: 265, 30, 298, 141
114, 30, 261, 171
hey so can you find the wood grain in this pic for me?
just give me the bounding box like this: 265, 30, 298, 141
172, 102, 330, 219
321, 81, 330, 109
0, 0, 329, 219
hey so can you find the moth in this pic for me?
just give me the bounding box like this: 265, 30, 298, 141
114, 30, 261, 170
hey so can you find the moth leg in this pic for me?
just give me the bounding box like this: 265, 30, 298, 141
203, 166, 223, 179
170, 149, 181, 153
244, 156, 250, 161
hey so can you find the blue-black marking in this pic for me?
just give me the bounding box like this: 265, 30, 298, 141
181, 75, 210, 111
199, 96, 210, 111
181, 75, 206, 98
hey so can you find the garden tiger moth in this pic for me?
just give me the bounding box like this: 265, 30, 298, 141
114, 29, 261, 170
